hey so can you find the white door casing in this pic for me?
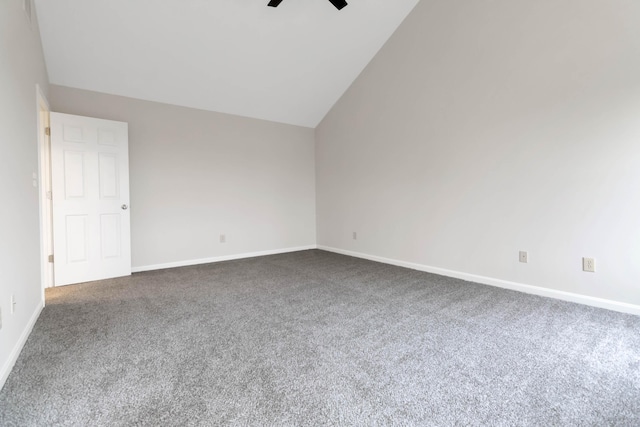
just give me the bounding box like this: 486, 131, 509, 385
50, 113, 131, 286
36, 84, 53, 292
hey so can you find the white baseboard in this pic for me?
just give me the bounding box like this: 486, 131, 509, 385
0, 299, 44, 391
318, 245, 640, 316
132, 245, 318, 273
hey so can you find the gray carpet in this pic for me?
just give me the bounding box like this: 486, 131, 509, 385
1, 250, 639, 426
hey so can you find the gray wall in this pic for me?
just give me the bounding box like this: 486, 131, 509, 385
316, 0, 640, 306
0, 0, 50, 384
51, 85, 316, 269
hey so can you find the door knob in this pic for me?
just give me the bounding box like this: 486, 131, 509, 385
121, 204, 128, 210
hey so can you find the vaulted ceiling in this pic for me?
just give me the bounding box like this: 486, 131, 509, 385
35, 0, 419, 127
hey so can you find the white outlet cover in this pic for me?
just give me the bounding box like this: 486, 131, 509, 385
519, 251, 528, 263
583, 257, 596, 272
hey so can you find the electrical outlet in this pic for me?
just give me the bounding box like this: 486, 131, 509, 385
583, 257, 595, 273
352, 232, 357, 240
219, 234, 226, 243
11, 295, 16, 314
519, 251, 528, 263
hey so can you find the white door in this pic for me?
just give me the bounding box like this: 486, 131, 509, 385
50, 113, 131, 286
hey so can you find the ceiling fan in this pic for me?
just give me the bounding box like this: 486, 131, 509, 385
268, 0, 348, 10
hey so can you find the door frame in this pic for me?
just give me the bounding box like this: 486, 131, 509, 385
36, 84, 53, 299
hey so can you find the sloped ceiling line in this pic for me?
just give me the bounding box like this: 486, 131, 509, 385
35, 0, 419, 127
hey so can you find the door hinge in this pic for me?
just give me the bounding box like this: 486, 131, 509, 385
48, 254, 54, 263
46, 190, 52, 200
45, 127, 50, 136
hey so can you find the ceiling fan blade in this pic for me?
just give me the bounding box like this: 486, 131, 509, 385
268, 0, 347, 10
328, 0, 348, 10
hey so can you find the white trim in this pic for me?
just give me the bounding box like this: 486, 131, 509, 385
132, 245, 318, 273
0, 300, 44, 391
36, 84, 52, 300
317, 245, 640, 316
35, 84, 50, 110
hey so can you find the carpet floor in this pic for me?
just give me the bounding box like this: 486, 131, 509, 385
1, 250, 639, 426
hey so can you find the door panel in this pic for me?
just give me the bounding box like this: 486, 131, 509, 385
63, 151, 85, 198
65, 215, 88, 263
98, 153, 119, 199
98, 128, 118, 146
51, 112, 131, 286
100, 214, 121, 259
63, 124, 84, 142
